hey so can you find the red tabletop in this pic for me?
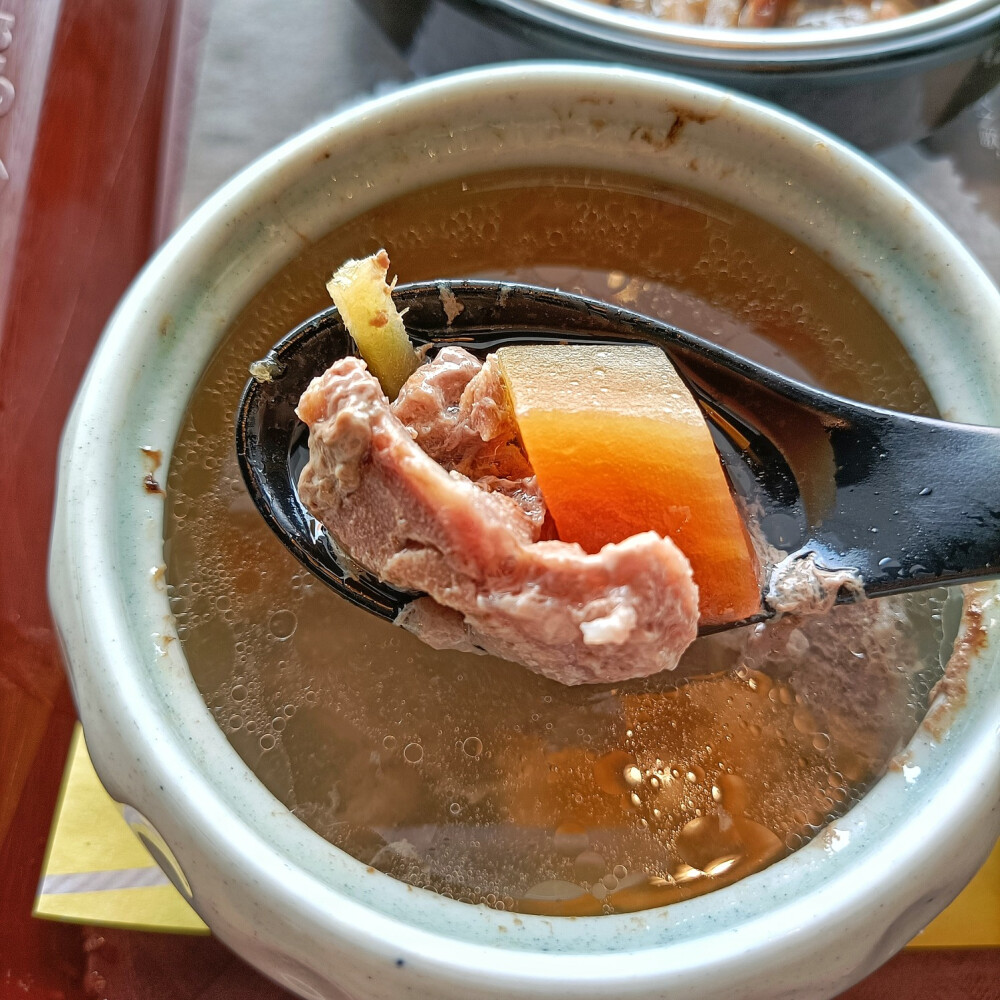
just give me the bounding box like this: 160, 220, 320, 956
0, 2, 996, 998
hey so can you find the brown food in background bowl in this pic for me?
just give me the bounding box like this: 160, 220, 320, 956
593, 0, 942, 29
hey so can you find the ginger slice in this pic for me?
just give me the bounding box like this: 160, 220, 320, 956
326, 250, 419, 399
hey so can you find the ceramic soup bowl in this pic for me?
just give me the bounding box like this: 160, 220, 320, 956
50, 64, 1000, 1000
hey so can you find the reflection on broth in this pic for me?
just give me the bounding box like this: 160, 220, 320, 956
165, 168, 956, 914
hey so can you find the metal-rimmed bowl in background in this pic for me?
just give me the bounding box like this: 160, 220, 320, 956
446, 0, 1000, 147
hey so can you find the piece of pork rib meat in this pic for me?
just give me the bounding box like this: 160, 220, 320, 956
297, 355, 699, 685
391, 346, 546, 534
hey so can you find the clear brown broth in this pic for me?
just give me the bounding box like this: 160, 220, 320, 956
165, 168, 954, 915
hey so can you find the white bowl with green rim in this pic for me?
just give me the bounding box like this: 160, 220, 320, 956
50, 63, 1000, 1000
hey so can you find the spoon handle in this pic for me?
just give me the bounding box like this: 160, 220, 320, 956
813, 406, 1000, 598
238, 280, 1000, 638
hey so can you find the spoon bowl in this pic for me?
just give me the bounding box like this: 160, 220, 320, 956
236, 281, 1000, 636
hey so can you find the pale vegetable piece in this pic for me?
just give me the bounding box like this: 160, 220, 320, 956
326, 250, 419, 399
496, 343, 762, 627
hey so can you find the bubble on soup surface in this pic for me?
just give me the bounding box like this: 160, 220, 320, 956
553, 821, 589, 857
524, 879, 587, 902
574, 850, 607, 883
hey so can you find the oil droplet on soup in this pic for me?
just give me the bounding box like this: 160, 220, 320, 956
165, 167, 958, 914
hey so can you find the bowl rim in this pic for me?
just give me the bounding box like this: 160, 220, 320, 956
463, 0, 1000, 63
50, 62, 1000, 994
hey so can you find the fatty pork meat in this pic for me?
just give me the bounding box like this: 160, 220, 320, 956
296, 350, 699, 685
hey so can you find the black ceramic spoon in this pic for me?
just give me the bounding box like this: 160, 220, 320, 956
236, 281, 1000, 636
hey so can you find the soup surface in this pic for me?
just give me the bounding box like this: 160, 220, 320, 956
595, 0, 942, 28
166, 168, 956, 915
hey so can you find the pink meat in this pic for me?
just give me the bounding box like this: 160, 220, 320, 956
389, 344, 484, 468
391, 347, 547, 533
296, 355, 699, 685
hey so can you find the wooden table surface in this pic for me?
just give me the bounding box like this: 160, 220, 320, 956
1, 1, 997, 998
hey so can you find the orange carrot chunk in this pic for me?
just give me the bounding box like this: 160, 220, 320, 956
496, 343, 761, 627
